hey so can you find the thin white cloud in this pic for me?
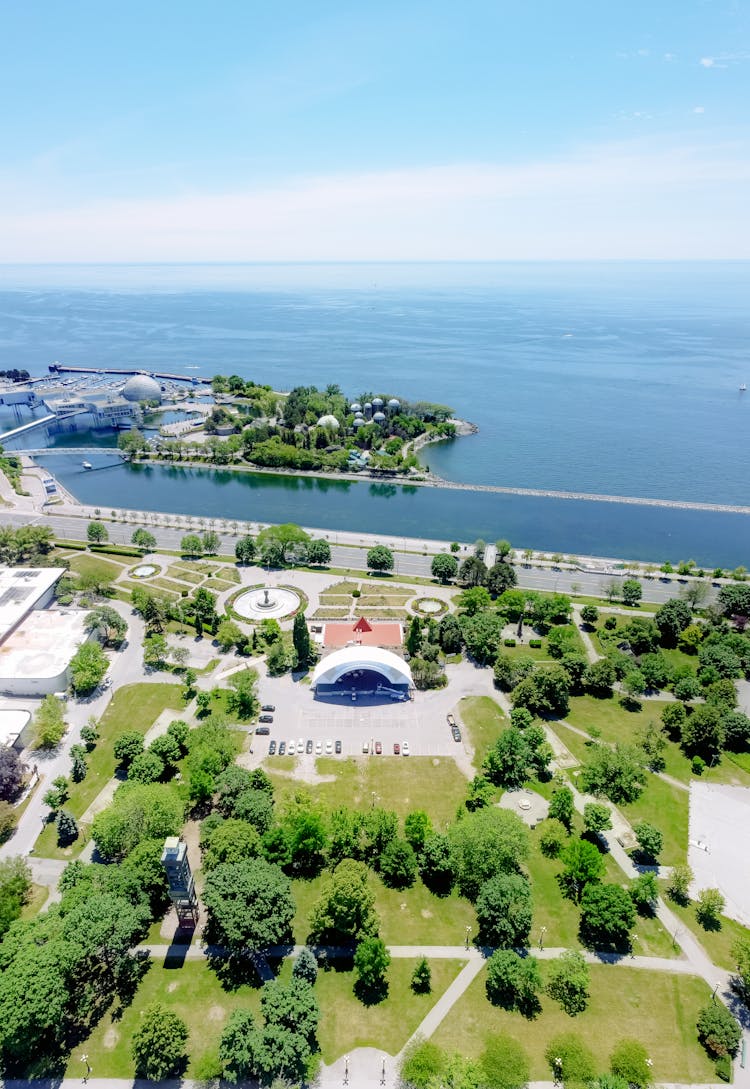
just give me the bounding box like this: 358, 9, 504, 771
1, 136, 748, 261
693, 106, 706, 114
700, 52, 750, 68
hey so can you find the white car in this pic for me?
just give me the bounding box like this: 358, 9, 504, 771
402, 741, 410, 756
362, 739, 369, 754
287, 740, 296, 755
298, 737, 305, 753
315, 739, 323, 754
325, 738, 333, 754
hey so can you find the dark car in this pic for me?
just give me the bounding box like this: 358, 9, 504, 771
268, 740, 277, 755
256, 725, 270, 736
393, 742, 400, 755
335, 739, 342, 754
451, 725, 462, 742
259, 713, 273, 723
278, 740, 286, 755
261, 704, 275, 712
375, 740, 382, 755
306, 739, 313, 754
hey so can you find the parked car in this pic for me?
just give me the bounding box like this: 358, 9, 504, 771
402, 741, 410, 756
362, 740, 369, 754
261, 704, 275, 712
325, 738, 333, 754
315, 739, 323, 754
451, 725, 462, 742
256, 725, 270, 736
298, 737, 304, 753
305, 739, 313, 754
447, 713, 456, 727
268, 739, 277, 755
287, 740, 296, 755
374, 740, 382, 754
259, 714, 273, 723
393, 742, 400, 755
335, 739, 342, 754
278, 741, 286, 755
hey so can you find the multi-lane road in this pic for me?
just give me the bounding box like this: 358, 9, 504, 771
0, 508, 717, 606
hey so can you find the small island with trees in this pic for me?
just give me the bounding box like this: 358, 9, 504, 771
119, 375, 474, 478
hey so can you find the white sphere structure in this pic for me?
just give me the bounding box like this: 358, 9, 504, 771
350, 402, 362, 413
122, 373, 162, 403
317, 414, 340, 430
388, 398, 400, 411
373, 411, 386, 423
372, 397, 384, 408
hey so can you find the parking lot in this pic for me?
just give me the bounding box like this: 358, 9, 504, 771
254, 672, 471, 761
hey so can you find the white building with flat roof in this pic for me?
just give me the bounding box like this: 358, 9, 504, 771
0, 566, 90, 698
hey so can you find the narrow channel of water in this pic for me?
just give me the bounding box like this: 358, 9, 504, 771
45, 455, 750, 569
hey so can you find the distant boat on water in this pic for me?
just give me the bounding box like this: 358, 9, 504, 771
740, 383, 747, 392
82, 460, 92, 469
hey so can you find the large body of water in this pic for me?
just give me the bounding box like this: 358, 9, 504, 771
0, 262, 748, 565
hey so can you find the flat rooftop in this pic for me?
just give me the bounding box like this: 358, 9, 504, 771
323, 619, 403, 648
0, 709, 31, 747
0, 567, 64, 642
0, 609, 88, 682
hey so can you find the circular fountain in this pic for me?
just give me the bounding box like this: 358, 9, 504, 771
131, 564, 158, 578
233, 585, 300, 621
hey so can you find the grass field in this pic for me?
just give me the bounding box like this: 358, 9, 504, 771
167, 565, 204, 584
291, 873, 475, 946
32, 683, 186, 860
669, 898, 750, 970
316, 957, 465, 1062
66, 553, 125, 582
620, 774, 689, 866
270, 755, 468, 829
432, 962, 716, 1082
458, 695, 507, 769
65, 955, 465, 1076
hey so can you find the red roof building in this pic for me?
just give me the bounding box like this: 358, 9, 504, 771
322, 617, 403, 648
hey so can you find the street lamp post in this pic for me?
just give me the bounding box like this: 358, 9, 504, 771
713, 981, 720, 1002
344, 1055, 349, 1085
465, 925, 472, 950
553, 1056, 563, 1086
381, 1055, 387, 1085
80, 1054, 91, 1083
539, 925, 547, 951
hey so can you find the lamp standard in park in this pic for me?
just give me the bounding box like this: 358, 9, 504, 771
465, 925, 472, 950
539, 925, 547, 950
713, 981, 721, 1001
381, 1055, 387, 1085
344, 1055, 349, 1085
553, 1056, 563, 1086
80, 1054, 91, 1083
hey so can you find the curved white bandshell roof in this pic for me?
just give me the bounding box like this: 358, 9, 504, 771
311, 646, 413, 688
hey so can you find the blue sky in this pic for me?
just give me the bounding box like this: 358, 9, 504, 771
0, 0, 748, 260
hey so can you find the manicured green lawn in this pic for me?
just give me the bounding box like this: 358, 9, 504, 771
526, 828, 676, 958
65, 955, 465, 1075
669, 898, 750, 971
63, 958, 265, 1079
19, 883, 48, 920
316, 957, 466, 1062
621, 775, 688, 866
432, 963, 716, 1083
291, 874, 474, 946
268, 756, 467, 829
65, 552, 126, 581
459, 696, 507, 769
33, 683, 186, 859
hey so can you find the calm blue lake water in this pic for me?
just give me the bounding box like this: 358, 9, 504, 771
0, 262, 748, 563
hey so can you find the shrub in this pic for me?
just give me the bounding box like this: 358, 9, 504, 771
696, 1001, 741, 1057
529, 638, 542, 648
480, 1033, 530, 1089
545, 1032, 596, 1083
411, 957, 431, 994
538, 818, 568, 858
610, 1038, 653, 1087
504, 638, 517, 647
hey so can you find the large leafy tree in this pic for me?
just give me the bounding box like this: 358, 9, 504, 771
476, 873, 533, 947
580, 743, 647, 804
579, 883, 636, 948
655, 598, 693, 645
70, 641, 109, 695
92, 782, 184, 859
354, 936, 391, 999
483, 729, 531, 788
432, 552, 458, 583
447, 807, 529, 901
546, 951, 591, 1015
0, 745, 24, 802
309, 859, 377, 943
367, 545, 394, 573
131, 1003, 189, 1080
485, 950, 542, 1017
203, 858, 294, 949
293, 612, 313, 668
560, 838, 605, 902
84, 605, 127, 647
480, 1033, 531, 1089
717, 584, 750, 626
486, 561, 517, 597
